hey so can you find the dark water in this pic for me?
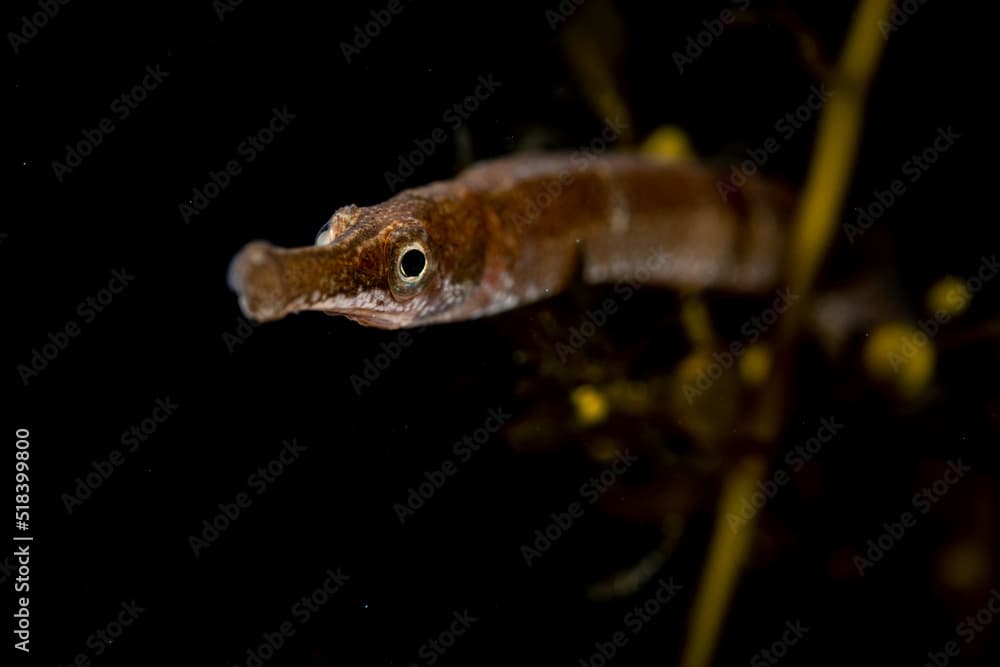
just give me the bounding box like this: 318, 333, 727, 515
11, 1, 991, 666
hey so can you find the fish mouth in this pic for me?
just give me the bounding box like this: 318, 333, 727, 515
228, 240, 355, 323
228, 239, 416, 328
228, 241, 290, 322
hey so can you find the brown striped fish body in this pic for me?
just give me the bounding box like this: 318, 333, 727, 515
228, 153, 793, 329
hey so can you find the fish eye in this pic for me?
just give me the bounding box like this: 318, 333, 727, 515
314, 220, 332, 246
388, 235, 432, 300
399, 247, 427, 280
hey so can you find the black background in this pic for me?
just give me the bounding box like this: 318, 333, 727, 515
9, 1, 993, 666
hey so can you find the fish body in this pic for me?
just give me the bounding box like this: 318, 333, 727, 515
228, 153, 794, 328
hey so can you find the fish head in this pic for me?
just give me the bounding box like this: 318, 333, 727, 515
228, 194, 487, 328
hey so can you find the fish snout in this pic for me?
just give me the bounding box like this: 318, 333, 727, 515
228, 241, 288, 322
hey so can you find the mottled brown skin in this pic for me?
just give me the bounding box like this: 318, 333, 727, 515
228, 153, 794, 329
